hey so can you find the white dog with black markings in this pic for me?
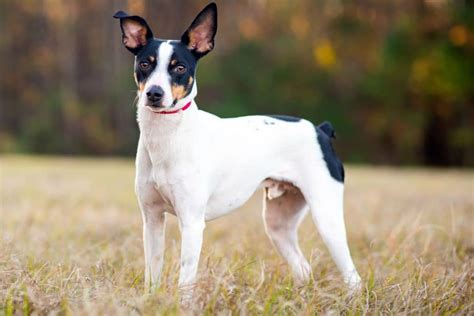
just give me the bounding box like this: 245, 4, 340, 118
114, 2, 361, 298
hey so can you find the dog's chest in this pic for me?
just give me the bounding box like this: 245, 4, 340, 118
144, 135, 207, 213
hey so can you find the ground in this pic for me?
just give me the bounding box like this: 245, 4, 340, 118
0, 155, 472, 314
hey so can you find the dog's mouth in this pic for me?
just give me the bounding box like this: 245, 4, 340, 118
145, 102, 171, 112
145, 104, 165, 112
145, 99, 178, 113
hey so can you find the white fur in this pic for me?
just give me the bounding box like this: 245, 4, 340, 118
135, 49, 361, 298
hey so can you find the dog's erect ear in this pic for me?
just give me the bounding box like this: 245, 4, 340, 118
181, 3, 217, 58
113, 11, 153, 55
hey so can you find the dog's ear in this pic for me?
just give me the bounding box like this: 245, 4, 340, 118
181, 3, 217, 58
113, 11, 154, 55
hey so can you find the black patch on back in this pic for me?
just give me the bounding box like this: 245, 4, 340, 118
266, 115, 301, 122
315, 122, 344, 182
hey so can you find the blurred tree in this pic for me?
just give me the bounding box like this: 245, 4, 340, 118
0, 0, 472, 166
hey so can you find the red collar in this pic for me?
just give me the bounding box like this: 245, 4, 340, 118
157, 101, 192, 114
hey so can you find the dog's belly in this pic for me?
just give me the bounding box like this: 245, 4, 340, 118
204, 181, 261, 221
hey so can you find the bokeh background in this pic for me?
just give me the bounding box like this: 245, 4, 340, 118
1, 2, 473, 313
1, 0, 473, 166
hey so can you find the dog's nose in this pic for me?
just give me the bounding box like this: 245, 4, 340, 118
146, 85, 164, 103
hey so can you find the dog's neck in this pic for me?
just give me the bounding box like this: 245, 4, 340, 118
137, 99, 199, 161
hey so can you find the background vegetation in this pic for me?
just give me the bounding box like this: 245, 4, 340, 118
1, 0, 473, 166
1, 156, 472, 314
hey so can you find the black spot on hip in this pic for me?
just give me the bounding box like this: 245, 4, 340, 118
315, 123, 344, 182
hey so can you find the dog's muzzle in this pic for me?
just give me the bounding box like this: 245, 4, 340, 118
146, 85, 164, 107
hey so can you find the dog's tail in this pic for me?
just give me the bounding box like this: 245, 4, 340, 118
317, 121, 336, 139
315, 121, 344, 182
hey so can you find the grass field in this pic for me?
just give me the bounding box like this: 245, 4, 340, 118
0, 155, 472, 314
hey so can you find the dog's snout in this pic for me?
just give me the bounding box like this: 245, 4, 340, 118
146, 86, 164, 104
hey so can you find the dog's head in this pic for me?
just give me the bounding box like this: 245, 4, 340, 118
114, 3, 217, 113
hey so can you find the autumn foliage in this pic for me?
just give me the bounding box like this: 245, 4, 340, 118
0, 0, 472, 166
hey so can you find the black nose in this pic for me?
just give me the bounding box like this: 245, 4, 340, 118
146, 85, 164, 103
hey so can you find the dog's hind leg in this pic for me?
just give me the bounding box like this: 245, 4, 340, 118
262, 182, 311, 284
300, 172, 361, 289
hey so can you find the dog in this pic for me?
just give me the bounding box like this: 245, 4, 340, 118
113, 2, 361, 297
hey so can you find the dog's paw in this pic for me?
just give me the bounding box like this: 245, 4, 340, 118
345, 273, 363, 296
178, 285, 195, 308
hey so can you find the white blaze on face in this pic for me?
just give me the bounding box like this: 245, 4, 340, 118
143, 41, 174, 108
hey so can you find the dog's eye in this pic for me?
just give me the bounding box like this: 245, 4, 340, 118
139, 61, 150, 70
175, 65, 186, 74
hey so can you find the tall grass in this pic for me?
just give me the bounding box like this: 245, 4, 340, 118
1, 155, 472, 314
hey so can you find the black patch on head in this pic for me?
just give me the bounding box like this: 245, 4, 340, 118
315, 122, 344, 182
168, 42, 198, 102
266, 115, 302, 122
135, 40, 162, 85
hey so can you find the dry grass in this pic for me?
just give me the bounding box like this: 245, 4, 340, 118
0, 155, 472, 315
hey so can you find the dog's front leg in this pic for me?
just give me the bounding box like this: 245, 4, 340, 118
137, 186, 166, 293
177, 210, 205, 303
141, 207, 166, 292
136, 140, 167, 293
